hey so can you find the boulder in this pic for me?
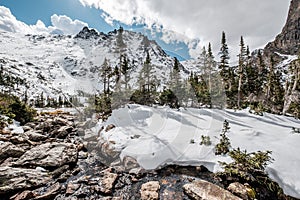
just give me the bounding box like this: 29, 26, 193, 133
105, 124, 116, 132
66, 183, 80, 195
13, 142, 78, 168
34, 183, 61, 200
99, 172, 118, 194
140, 181, 160, 200
22, 125, 33, 132
122, 156, 140, 170
54, 117, 72, 126
227, 182, 252, 200
54, 126, 74, 138
11, 190, 36, 200
24, 131, 47, 142
0, 142, 25, 160
183, 180, 242, 200
0, 167, 51, 194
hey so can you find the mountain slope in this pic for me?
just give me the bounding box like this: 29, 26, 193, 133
0, 27, 188, 102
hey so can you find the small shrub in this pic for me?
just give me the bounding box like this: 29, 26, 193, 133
190, 139, 195, 144
215, 120, 231, 155
217, 148, 285, 200
0, 93, 36, 125
130, 89, 156, 106
159, 88, 179, 109
200, 135, 211, 146
0, 116, 7, 131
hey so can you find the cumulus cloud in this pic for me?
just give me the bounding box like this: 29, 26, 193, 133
50, 14, 88, 35
0, 6, 33, 33
79, 0, 290, 59
0, 6, 87, 35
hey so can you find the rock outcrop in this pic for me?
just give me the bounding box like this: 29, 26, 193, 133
0, 111, 296, 200
183, 180, 242, 200
0, 167, 51, 194
13, 142, 78, 168
265, 0, 300, 56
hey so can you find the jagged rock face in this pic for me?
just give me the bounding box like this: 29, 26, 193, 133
74, 26, 100, 39
265, 0, 300, 56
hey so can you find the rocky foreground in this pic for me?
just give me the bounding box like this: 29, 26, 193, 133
0, 111, 297, 200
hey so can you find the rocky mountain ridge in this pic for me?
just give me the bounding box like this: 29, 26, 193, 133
264, 0, 300, 57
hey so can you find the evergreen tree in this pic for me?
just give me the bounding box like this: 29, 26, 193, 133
141, 51, 157, 92
237, 36, 247, 108
173, 57, 180, 72
219, 32, 230, 82
133, 52, 157, 105
116, 26, 126, 53
169, 57, 185, 106
207, 43, 225, 108
218, 32, 236, 107
58, 95, 63, 107
113, 65, 121, 93
283, 54, 300, 116
266, 57, 284, 112
99, 58, 113, 94
120, 54, 131, 90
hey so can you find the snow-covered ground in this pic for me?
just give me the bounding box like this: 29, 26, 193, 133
98, 104, 300, 198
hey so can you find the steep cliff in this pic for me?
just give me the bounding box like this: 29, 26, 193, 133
265, 0, 300, 56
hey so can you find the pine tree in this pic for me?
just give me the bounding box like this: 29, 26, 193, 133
133, 52, 157, 105
142, 51, 157, 92
266, 57, 284, 112
116, 26, 126, 53
40, 92, 44, 108
99, 58, 113, 94
58, 95, 63, 107
283, 54, 300, 115
207, 43, 225, 108
219, 32, 230, 82
218, 32, 236, 108
173, 57, 180, 72
215, 120, 231, 155
113, 65, 121, 92
169, 57, 185, 106
237, 36, 247, 108
120, 54, 131, 90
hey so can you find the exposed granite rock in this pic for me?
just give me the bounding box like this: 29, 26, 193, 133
11, 190, 36, 200
0, 142, 25, 160
227, 182, 251, 200
24, 131, 47, 142
74, 27, 99, 40
34, 183, 61, 200
0, 167, 51, 194
105, 124, 116, 132
183, 180, 242, 200
265, 0, 300, 56
13, 142, 78, 168
99, 172, 118, 194
140, 181, 160, 200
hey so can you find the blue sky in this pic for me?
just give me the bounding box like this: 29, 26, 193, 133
0, 0, 190, 60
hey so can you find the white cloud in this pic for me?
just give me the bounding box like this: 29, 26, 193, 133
50, 14, 88, 35
101, 13, 114, 26
79, 0, 290, 59
0, 6, 33, 33
0, 6, 87, 35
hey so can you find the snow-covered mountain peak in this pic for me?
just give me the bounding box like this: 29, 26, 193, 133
0, 27, 188, 101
